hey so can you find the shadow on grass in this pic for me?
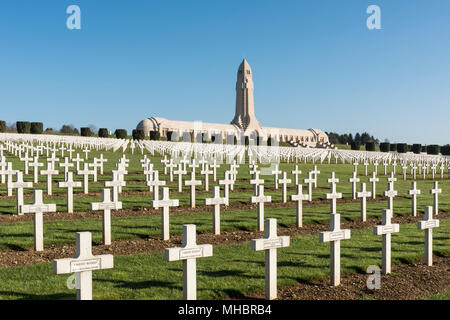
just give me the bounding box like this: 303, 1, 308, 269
0, 290, 73, 300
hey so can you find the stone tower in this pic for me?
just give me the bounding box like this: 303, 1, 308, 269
231, 59, 261, 133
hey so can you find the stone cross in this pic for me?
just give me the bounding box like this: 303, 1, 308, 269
91, 189, 122, 245
418, 206, 440, 266
204, 186, 228, 235
291, 184, 309, 228
41, 162, 59, 195
278, 172, 292, 203
0, 156, 7, 184
200, 165, 213, 191
402, 165, 408, 180
271, 164, 282, 189
219, 171, 233, 202
4, 162, 18, 196
47, 153, 60, 169
373, 160, 379, 175
88, 161, 101, 182
210, 159, 220, 182
161, 155, 170, 175
67, 145, 75, 159
250, 171, 264, 195
387, 172, 397, 189
348, 171, 360, 200
58, 172, 82, 213
251, 185, 272, 231
369, 172, 379, 200
430, 181, 442, 216
114, 165, 128, 194
9, 171, 33, 215
291, 165, 302, 185
364, 160, 369, 176
59, 144, 66, 157
78, 163, 95, 194
166, 159, 176, 182
373, 209, 400, 274
410, 164, 417, 180
185, 171, 202, 208
383, 160, 388, 175
319, 213, 351, 286
96, 154, 108, 175
147, 171, 166, 201
408, 181, 421, 216
53, 232, 114, 300
174, 164, 187, 192
383, 182, 398, 216
105, 171, 126, 203
353, 162, 359, 173
251, 218, 290, 300
59, 157, 74, 177
356, 183, 371, 222
165, 224, 213, 300
303, 171, 315, 202
311, 165, 320, 188
72, 153, 84, 172
20, 153, 33, 175
326, 172, 341, 213
188, 160, 199, 175
82, 147, 90, 160
29, 156, 43, 183
22, 189, 57, 251
152, 187, 179, 240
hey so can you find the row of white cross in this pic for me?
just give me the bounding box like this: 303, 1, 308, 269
53, 204, 440, 301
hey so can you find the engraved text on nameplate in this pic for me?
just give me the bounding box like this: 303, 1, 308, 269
179, 247, 204, 259
70, 259, 101, 272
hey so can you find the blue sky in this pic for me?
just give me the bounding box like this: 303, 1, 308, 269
1, 0, 449, 144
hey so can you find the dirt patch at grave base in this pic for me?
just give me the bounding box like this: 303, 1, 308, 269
1, 212, 449, 269
242, 253, 450, 300
0, 194, 411, 224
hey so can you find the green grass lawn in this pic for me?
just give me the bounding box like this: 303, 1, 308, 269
1, 146, 449, 300
0, 220, 448, 300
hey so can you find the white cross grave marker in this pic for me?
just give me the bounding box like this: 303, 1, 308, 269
165, 224, 213, 300
53, 232, 114, 300
251, 185, 272, 231
418, 206, 440, 266
151, 187, 179, 240
22, 190, 57, 251
319, 213, 351, 286
373, 209, 399, 274
291, 184, 309, 228
91, 189, 122, 245
58, 172, 82, 213
357, 183, 372, 222
204, 186, 228, 235
251, 218, 290, 300
408, 181, 421, 216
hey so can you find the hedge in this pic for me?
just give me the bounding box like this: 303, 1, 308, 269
150, 131, 161, 141
441, 145, 450, 156
411, 144, 422, 154
98, 128, 108, 138
30, 122, 43, 134
132, 129, 145, 140
379, 142, 390, 152
390, 144, 397, 152
115, 129, 127, 139
365, 142, 375, 151
397, 143, 408, 153
16, 121, 31, 134
80, 127, 92, 137
426, 145, 440, 155
0, 121, 6, 133
351, 141, 360, 150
